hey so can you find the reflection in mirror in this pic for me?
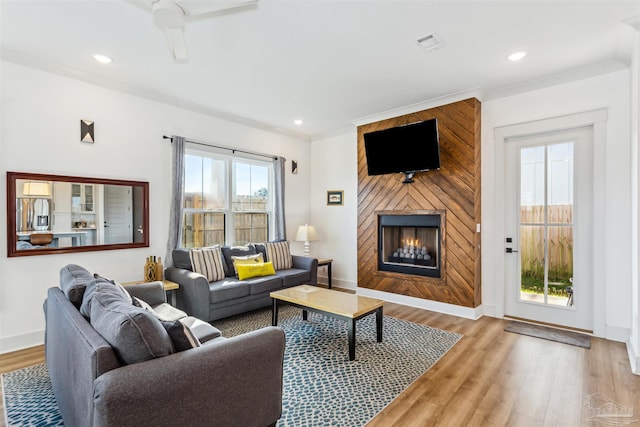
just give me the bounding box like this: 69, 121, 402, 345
7, 172, 149, 257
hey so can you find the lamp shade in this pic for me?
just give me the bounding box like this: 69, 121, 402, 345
23, 182, 51, 197
295, 224, 318, 242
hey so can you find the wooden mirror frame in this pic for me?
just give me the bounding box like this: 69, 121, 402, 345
7, 172, 149, 257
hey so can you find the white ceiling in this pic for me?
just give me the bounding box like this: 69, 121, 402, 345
1, 0, 638, 139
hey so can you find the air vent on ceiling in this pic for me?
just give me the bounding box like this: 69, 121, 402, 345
417, 33, 444, 52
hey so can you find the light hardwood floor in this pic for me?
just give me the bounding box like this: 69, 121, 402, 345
1, 306, 639, 426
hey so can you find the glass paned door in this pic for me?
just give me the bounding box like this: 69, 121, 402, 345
519, 142, 574, 307
503, 125, 593, 331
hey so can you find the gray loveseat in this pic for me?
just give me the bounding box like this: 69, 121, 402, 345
165, 244, 318, 322
45, 264, 285, 427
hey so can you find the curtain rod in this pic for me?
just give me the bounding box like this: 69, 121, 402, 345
163, 135, 279, 161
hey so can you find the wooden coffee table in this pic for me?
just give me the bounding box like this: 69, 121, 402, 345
270, 285, 384, 361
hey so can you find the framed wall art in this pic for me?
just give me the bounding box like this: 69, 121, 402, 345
327, 190, 344, 206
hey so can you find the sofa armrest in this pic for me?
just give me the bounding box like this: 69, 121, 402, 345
292, 255, 318, 285
164, 266, 210, 319
93, 326, 285, 427
124, 282, 166, 306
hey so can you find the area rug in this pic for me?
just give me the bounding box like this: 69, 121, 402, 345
504, 320, 591, 348
1, 363, 63, 426
2, 306, 461, 427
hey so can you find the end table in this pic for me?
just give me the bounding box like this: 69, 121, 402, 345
317, 258, 333, 289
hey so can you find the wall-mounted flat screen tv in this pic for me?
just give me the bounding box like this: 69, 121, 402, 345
363, 118, 440, 183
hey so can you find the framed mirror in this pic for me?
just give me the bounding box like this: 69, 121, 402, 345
7, 172, 149, 257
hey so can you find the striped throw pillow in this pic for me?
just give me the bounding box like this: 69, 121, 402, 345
266, 241, 293, 271
189, 246, 225, 282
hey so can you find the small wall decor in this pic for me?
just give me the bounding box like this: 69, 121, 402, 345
291, 160, 298, 174
327, 190, 344, 206
81, 120, 95, 143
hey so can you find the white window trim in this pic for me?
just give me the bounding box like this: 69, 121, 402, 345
185, 146, 274, 245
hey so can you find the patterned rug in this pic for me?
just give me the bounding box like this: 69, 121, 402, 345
2, 305, 461, 427
1, 364, 63, 426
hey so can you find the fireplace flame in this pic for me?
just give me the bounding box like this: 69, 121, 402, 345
405, 239, 420, 247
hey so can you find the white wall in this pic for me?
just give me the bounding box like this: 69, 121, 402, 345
311, 69, 633, 341
0, 60, 311, 353
309, 130, 358, 289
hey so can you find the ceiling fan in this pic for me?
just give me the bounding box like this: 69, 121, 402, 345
133, 0, 258, 62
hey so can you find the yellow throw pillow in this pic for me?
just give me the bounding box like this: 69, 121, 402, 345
236, 262, 276, 281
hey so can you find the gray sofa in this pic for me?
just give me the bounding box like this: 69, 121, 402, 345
45, 264, 285, 427
165, 245, 318, 321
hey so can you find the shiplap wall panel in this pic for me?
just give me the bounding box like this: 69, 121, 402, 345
357, 98, 481, 308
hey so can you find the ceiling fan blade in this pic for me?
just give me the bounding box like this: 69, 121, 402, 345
178, 0, 258, 17
163, 27, 188, 62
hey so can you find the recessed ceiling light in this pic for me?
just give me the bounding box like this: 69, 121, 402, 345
93, 54, 113, 64
508, 51, 528, 62
293, 119, 303, 126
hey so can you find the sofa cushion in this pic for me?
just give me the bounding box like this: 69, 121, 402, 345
209, 278, 251, 303
79, 277, 130, 318
221, 245, 257, 277
276, 268, 312, 288
90, 289, 173, 364
236, 261, 276, 281
253, 243, 268, 261
172, 248, 193, 271
247, 274, 283, 295
59, 264, 94, 308
161, 319, 201, 352
266, 241, 293, 270
189, 246, 225, 282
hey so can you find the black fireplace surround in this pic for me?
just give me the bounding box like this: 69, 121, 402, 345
378, 214, 442, 278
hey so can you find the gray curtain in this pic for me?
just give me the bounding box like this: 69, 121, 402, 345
273, 156, 286, 240
165, 135, 185, 267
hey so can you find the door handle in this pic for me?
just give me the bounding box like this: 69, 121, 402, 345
505, 248, 519, 253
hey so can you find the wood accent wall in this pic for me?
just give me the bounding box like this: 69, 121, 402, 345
357, 98, 481, 308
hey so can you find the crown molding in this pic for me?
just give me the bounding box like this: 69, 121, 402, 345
624, 15, 640, 32
351, 88, 485, 128
1, 48, 312, 142
484, 60, 628, 102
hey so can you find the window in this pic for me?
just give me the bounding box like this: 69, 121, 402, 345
182, 149, 272, 248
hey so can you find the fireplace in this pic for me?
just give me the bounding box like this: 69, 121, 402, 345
378, 213, 442, 278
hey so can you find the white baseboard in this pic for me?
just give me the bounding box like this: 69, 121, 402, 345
318, 275, 357, 291
627, 341, 640, 375
0, 330, 44, 355
605, 325, 630, 343
482, 304, 497, 318
356, 288, 483, 320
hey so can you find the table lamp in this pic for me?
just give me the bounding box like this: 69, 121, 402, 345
295, 224, 318, 257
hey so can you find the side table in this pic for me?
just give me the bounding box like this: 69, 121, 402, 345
317, 258, 333, 289
123, 279, 180, 306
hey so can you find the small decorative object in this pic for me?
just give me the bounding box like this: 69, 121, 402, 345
291, 160, 298, 174
155, 256, 163, 281
326, 190, 344, 206
81, 120, 94, 143
144, 256, 158, 282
